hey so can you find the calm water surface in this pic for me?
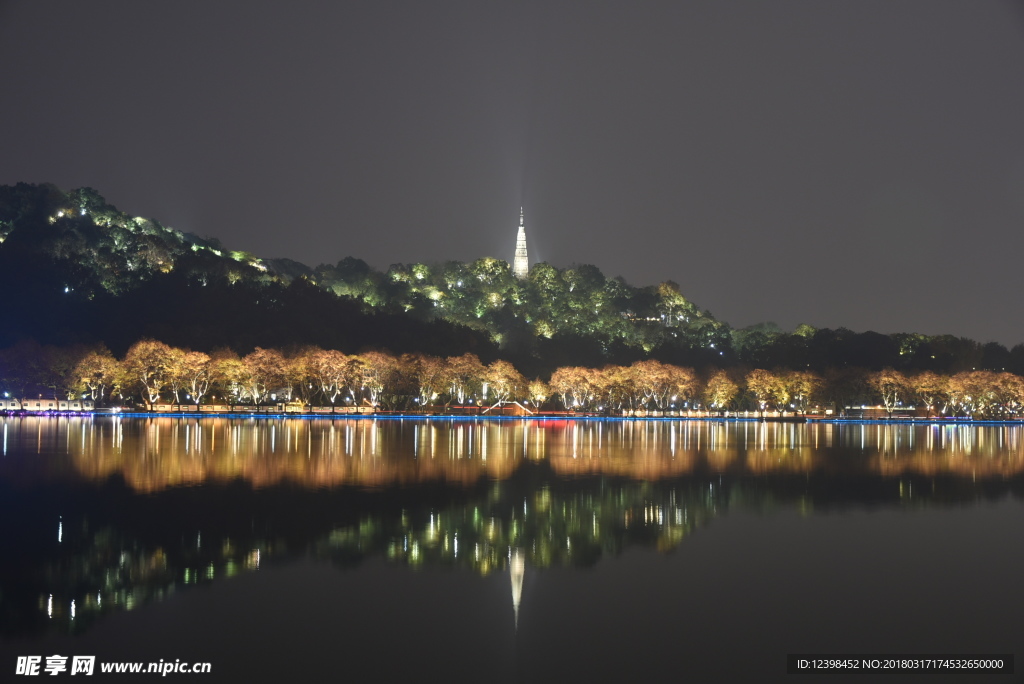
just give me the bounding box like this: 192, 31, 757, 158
0, 416, 1020, 682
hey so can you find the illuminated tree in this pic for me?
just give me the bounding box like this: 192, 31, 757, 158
665, 364, 699, 409
703, 370, 739, 411
910, 371, 947, 416
483, 360, 526, 405
987, 372, 1023, 417
629, 360, 697, 410
284, 349, 315, 404
629, 360, 668, 409
446, 353, 485, 405
595, 365, 632, 412
868, 368, 909, 415
123, 339, 174, 408
179, 351, 213, 406
784, 370, 822, 412
549, 366, 597, 410
211, 351, 245, 403
301, 348, 348, 405
73, 347, 121, 402
745, 369, 788, 413
238, 347, 287, 404
403, 353, 448, 407
163, 346, 188, 404
656, 280, 693, 326
527, 379, 551, 408
947, 370, 997, 417
356, 351, 398, 407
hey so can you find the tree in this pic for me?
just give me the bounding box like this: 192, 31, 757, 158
303, 347, 350, 405
947, 370, 997, 417
238, 347, 287, 404
656, 280, 694, 327
527, 379, 551, 409
179, 351, 213, 406
822, 367, 871, 414
164, 346, 188, 404
284, 349, 315, 404
665, 364, 699, 409
356, 351, 399, 407
446, 353, 485, 405
910, 371, 947, 416
745, 369, 787, 413
123, 339, 174, 408
784, 370, 823, 412
627, 360, 697, 410
703, 370, 739, 411
868, 368, 909, 415
549, 366, 597, 410
595, 365, 632, 412
991, 372, 1024, 418
483, 360, 526, 405
211, 351, 245, 404
403, 353, 448, 407
72, 347, 121, 403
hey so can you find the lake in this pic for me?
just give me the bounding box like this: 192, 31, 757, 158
0, 416, 1020, 682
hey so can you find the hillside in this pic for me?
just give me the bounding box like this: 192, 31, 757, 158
0, 183, 495, 361
2, 183, 1021, 376
0, 183, 730, 370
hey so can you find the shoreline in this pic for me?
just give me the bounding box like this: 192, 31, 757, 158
4, 411, 1024, 426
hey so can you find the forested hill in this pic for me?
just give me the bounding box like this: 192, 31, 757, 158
0, 183, 495, 362
1, 182, 1021, 376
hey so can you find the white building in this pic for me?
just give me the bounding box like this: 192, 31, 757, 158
512, 207, 529, 279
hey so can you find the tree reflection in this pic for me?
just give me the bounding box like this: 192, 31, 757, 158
0, 416, 1022, 638
1, 417, 1021, 489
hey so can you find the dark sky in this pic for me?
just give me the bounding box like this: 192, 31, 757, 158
3, 1, 1024, 344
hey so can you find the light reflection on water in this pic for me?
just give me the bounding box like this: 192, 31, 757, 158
1, 416, 1023, 490
0, 415, 1021, 647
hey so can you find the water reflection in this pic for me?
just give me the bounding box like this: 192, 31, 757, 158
0, 416, 1022, 639
2, 416, 1023, 489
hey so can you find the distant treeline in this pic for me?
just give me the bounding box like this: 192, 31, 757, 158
4, 338, 1024, 418
2, 182, 1023, 378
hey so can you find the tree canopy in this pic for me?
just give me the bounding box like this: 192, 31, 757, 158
2, 182, 1021, 377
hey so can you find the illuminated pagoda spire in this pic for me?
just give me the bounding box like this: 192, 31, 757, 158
510, 547, 525, 630
512, 207, 529, 279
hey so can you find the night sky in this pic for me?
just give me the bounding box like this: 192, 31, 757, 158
2, 1, 1024, 344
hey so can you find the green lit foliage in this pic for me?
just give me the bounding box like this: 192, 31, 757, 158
0, 183, 269, 297
5, 183, 1022, 380
323, 479, 724, 576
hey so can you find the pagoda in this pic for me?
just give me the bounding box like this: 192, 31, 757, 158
512, 207, 529, 279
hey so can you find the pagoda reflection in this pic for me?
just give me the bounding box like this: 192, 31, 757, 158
1, 416, 1023, 638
